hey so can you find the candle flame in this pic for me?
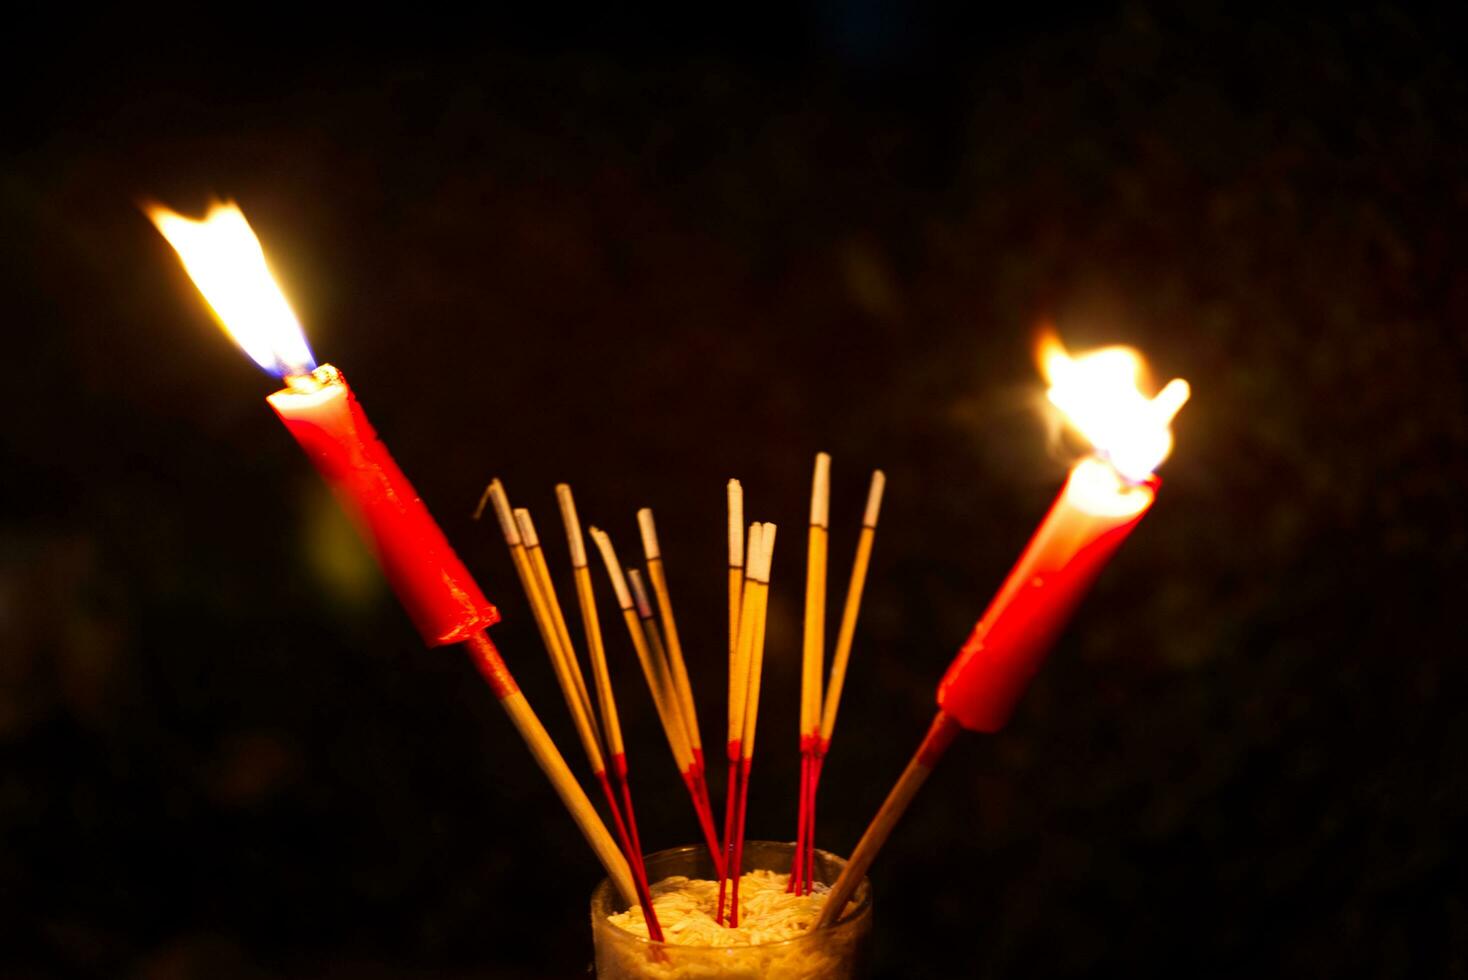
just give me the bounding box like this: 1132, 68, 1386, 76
1038, 332, 1189, 483
146, 202, 317, 378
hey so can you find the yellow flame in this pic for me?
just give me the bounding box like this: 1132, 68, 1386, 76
147, 202, 316, 378
1039, 332, 1189, 482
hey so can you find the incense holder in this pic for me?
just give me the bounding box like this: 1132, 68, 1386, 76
591, 841, 872, 979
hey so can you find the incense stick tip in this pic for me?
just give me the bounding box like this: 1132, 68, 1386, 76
636, 508, 660, 560
758, 522, 778, 581
864, 470, 887, 527
626, 567, 654, 618
810, 453, 831, 527
487, 479, 522, 544
512, 507, 541, 548
590, 528, 633, 609
555, 485, 588, 567
744, 521, 763, 572
728, 482, 745, 566
472, 482, 494, 521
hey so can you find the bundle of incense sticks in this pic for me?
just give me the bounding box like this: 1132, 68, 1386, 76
477, 458, 883, 932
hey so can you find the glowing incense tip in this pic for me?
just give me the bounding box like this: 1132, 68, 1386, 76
513, 507, 541, 549
863, 470, 886, 528
590, 527, 634, 610
637, 508, 661, 561
809, 453, 831, 528
146, 201, 317, 378
482, 479, 521, 545
727, 480, 745, 568
627, 568, 655, 619
1038, 331, 1190, 483
555, 484, 589, 568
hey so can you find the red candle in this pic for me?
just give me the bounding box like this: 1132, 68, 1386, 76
939, 334, 1190, 733
147, 202, 498, 652
938, 458, 1157, 732
817, 335, 1189, 925
268, 366, 500, 649
148, 200, 639, 905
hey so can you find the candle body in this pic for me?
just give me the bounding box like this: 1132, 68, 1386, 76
938, 458, 1157, 733
267, 364, 499, 647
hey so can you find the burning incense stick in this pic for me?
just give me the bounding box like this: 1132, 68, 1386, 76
729, 521, 777, 927
801, 469, 886, 892
638, 509, 712, 812
553, 485, 662, 941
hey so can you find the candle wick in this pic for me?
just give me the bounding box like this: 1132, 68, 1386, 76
284, 369, 326, 393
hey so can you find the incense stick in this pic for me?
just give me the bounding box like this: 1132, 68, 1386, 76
819, 470, 885, 748
721, 482, 744, 900
480, 480, 556, 655
591, 526, 724, 876
629, 566, 723, 870
482, 482, 605, 767
803, 469, 886, 892
717, 519, 761, 924
815, 710, 962, 928
555, 489, 623, 770
792, 453, 830, 893
462, 631, 638, 907
515, 508, 605, 761
589, 527, 690, 773
729, 521, 776, 927
555, 485, 662, 940
638, 508, 712, 812
727, 479, 744, 684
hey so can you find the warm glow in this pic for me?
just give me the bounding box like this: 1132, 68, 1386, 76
1039, 332, 1189, 482
147, 202, 316, 378
1062, 456, 1155, 518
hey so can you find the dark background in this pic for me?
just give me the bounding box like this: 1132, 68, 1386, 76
4, 4, 1467, 977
